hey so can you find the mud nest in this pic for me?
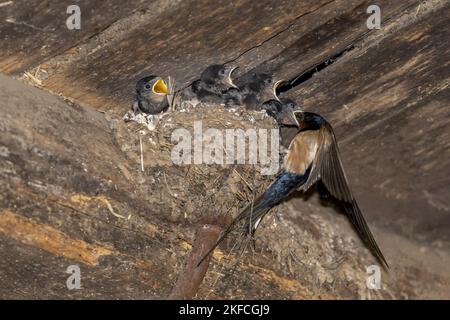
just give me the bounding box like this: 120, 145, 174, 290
112, 100, 389, 299
116, 101, 279, 227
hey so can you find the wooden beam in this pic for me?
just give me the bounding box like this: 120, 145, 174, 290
0, 0, 149, 74
284, 2, 450, 247
37, 0, 339, 112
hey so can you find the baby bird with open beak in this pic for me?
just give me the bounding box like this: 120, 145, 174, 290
190, 64, 238, 103
261, 98, 302, 150
236, 73, 283, 110
261, 98, 297, 127
132, 76, 170, 114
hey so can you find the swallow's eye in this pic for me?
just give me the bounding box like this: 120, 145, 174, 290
219, 69, 226, 76
145, 84, 151, 89
265, 78, 273, 85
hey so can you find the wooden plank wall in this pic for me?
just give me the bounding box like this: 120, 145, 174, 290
1, 0, 449, 298
284, 6, 450, 246
0, 0, 149, 73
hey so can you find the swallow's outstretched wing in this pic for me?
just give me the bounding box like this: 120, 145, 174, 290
298, 122, 389, 269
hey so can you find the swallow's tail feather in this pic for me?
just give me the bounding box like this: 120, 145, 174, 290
195, 196, 270, 267
342, 200, 389, 269
238, 170, 308, 233
235, 195, 272, 235
196, 170, 308, 267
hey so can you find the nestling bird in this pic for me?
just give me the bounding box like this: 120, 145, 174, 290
261, 98, 297, 127
222, 87, 242, 106
235, 73, 283, 110
261, 97, 299, 150
132, 76, 170, 114
188, 64, 238, 103
198, 110, 389, 269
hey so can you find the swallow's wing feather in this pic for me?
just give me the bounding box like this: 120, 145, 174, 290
318, 124, 352, 202
317, 123, 389, 268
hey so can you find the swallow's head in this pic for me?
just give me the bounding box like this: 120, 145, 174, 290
258, 75, 285, 102
251, 73, 278, 101
293, 111, 323, 130
133, 75, 169, 113
136, 75, 169, 99
201, 64, 238, 90
278, 98, 299, 127
261, 99, 282, 118
273, 80, 288, 101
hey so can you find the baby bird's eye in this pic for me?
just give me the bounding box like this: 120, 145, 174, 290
145, 84, 151, 89
265, 78, 273, 85
219, 69, 226, 76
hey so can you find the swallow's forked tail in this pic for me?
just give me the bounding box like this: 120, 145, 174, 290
196, 172, 306, 267
196, 194, 273, 267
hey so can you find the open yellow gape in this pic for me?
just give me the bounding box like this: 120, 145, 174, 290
152, 78, 169, 94
273, 80, 284, 101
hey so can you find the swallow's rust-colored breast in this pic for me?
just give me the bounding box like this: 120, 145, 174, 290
284, 130, 319, 175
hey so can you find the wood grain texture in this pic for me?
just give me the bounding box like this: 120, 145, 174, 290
234, 0, 421, 83
0, 0, 148, 74
38, 0, 336, 112
285, 3, 450, 247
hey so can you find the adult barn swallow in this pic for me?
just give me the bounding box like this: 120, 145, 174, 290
132, 76, 170, 114
198, 110, 388, 268
190, 64, 238, 103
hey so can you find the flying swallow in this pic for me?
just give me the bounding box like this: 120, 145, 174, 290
132, 76, 170, 114
187, 64, 238, 103
198, 110, 388, 269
